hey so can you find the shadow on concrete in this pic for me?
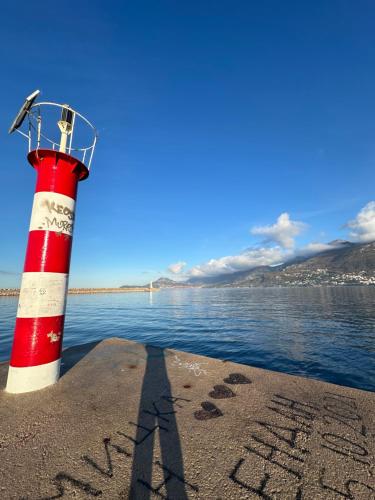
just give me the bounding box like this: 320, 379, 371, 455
0, 361, 9, 391
127, 345, 189, 499
60, 341, 101, 376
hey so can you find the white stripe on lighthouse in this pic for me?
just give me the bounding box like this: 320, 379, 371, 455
6, 359, 61, 394
17, 272, 68, 318
29, 191, 75, 236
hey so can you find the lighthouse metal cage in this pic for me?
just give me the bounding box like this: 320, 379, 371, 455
13, 100, 98, 170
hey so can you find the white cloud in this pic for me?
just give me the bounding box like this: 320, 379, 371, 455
346, 201, 375, 243
186, 212, 308, 278
168, 261, 187, 274
251, 213, 306, 249
188, 247, 286, 278
187, 239, 344, 279
297, 241, 343, 256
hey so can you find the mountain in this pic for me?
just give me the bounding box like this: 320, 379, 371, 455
261, 240, 375, 287
206, 241, 375, 287
153, 241, 375, 288
186, 266, 274, 286
151, 277, 193, 288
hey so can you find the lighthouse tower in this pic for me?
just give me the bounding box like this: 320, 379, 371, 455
6, 91, 97, 393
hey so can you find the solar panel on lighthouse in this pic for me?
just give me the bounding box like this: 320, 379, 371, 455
8, 89, 40, 134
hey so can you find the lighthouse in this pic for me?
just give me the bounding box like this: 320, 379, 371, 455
6, 91, 97, 393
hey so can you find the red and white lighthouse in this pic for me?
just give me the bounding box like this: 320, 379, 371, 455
6, 91, 97, 393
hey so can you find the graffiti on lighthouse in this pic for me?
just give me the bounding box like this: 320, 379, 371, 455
30, 192, 76, 236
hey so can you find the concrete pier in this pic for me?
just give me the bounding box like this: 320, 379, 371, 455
0, 338, 374, 499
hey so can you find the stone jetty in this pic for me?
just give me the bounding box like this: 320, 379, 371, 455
0, 288, 158, 297
0, 338, 374, 498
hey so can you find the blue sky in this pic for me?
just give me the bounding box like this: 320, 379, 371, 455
0, 1, 375, 286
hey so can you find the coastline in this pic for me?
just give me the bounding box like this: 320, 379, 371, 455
1, 284, 374, 297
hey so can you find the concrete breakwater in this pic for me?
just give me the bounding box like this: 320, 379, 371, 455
0, 337, 374, 498
0, 287, 159, 297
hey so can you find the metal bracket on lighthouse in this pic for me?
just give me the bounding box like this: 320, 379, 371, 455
6, 91, 98, 394
57, 106, 74, 153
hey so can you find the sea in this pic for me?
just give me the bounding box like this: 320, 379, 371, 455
0, 286, 374, 392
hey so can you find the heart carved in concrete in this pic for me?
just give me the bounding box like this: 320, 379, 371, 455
223, 373, 252, 385
209, 384, 236, 399
194, 401, 223, 420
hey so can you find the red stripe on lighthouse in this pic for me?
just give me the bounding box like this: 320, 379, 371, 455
30, 149, 88, 198
24, 231, 72, 273
10, 316, 64, 367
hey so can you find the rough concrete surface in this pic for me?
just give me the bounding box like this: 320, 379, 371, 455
0, 338, 374, 499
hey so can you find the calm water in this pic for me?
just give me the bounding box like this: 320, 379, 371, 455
0, 287, 374, 392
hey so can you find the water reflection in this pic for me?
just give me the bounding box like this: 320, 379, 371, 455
0, 287, 374, 391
